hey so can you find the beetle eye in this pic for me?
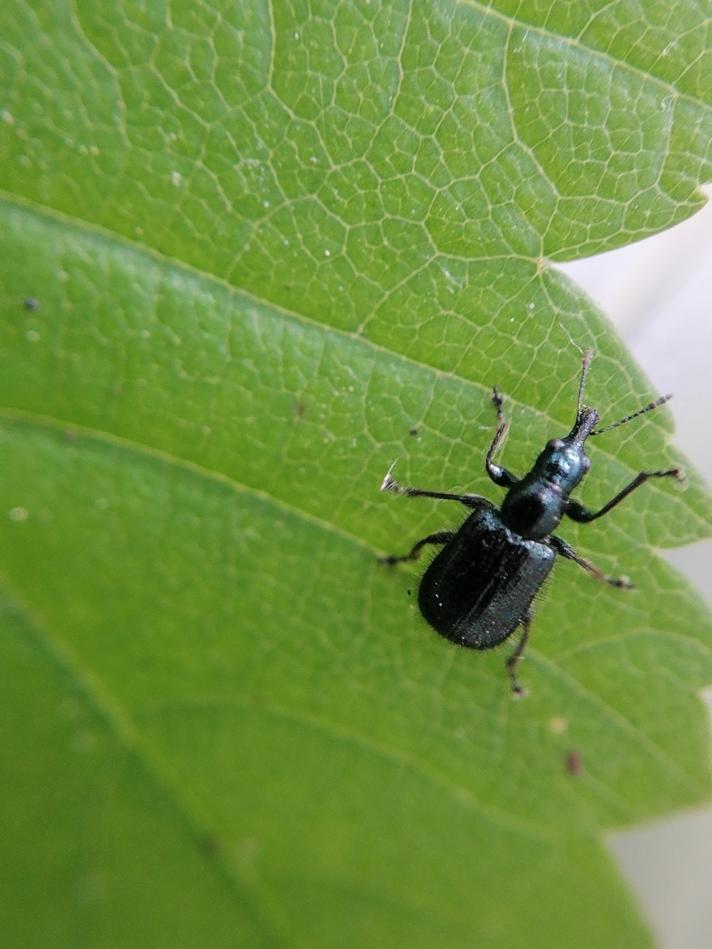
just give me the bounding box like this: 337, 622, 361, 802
547, 438, 565, 450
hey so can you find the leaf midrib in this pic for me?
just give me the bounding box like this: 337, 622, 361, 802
1, 194, 699, 530
3, 406, 706, 804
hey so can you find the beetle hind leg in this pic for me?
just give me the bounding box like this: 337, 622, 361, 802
506, 609, 532, 699
378, 530, 454, 566
550, 535, 634, 589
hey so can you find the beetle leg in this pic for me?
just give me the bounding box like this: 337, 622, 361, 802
549, 535, 634, 589
378, 530, 455, 566
565, 468, 684, 523
381, 467, 485, 509
486, 386, 519, 489
506, 609, 532, 698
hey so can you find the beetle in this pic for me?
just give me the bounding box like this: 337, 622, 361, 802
380, 349, 683, 696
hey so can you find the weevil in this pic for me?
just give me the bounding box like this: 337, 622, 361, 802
380, 349, 683, 697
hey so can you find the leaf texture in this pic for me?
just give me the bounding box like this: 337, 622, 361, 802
1, 1, 711, 946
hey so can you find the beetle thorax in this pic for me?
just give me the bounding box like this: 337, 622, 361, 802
501, 480, 565, 539
500, 435, 592, 540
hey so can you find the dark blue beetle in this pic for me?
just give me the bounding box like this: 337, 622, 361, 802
381, 349, 683, 696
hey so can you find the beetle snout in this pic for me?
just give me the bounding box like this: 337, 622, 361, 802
570, 406, 600, 442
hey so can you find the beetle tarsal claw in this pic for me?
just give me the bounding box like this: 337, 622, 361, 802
380, 464, 403, 493
673, 467, 686, 483
377, 554, 398, 566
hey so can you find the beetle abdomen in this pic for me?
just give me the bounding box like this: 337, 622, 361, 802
418, 502, 555, 650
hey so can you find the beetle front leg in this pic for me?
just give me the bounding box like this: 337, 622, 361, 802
549, 535, 633, 589
486, 387, 519, 489
378, 530, 455, 566
566, 467, 684, 523
506, 608, 532, 698
381, 466, 485, 509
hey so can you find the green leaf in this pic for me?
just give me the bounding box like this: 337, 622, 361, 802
1, 1, 711, 946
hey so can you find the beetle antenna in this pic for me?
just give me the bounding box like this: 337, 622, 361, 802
591, 393, 673, 435
575, 348, 595, 421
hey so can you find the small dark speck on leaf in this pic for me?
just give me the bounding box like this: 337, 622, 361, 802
293, 400, 306, 419
565, 750, 583, 776
24, 297, 40, 311
197, 833, 221, 857
408, 426, 419, 437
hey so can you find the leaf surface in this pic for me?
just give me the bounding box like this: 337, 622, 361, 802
2, 1, 712, 945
